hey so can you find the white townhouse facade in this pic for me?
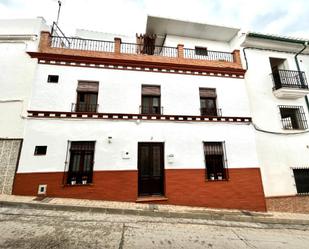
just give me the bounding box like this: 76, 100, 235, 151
10, 16, 266, 211
0, 18, 48, 194
241, 33, 309, 213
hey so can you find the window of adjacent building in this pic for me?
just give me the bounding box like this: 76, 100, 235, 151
199, 88, 218, 116
195, 46, 208, 56
141, 85, 161, 114
34, 146, 47, 155
203, 142, 228, 181
67, 141, 95, 185
47, 75, 59, 83
279, 105, 307, 130
293, 169, 309, 194
75, 81, 99, 112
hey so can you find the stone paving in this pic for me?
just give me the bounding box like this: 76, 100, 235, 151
0, 205, 309, 249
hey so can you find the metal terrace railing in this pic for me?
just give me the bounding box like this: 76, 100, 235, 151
183, 48, 234, 62
121, 43, 178, 57
71, 103, 99, 113
200, 108, 222, 117
51, 36, 115, 52
272, 69, 308, 90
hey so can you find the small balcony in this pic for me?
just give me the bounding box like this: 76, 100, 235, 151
139, 105, 164, 115
72, 103, 98, 113
200, 108, 222, 117
272, 69, 309, 99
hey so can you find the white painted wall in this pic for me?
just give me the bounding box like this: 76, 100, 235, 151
30, 65, 251, 117
164, 35, 232, 51
18, 118, 258, 173
0, 18, 49, 138
243, 47, 309, 197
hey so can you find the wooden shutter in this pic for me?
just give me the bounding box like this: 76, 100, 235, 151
142, 85, 160, 96
77, 81, 99, 92
199, 88, 217, 98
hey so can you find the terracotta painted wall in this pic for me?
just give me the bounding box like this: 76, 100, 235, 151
13, 168, 266, 211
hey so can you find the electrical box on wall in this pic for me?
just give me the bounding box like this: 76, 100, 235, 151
121, 151, 130, 159
167, 154, 174, 163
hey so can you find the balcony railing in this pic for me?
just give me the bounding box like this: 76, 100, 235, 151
49, 35, 236, 63
139, 105, 164, 115
72, 103, 99, 113
121, 43, 178, 57
200, 108, 222, 117
51, 36, 115, 52
272, 69, 308, 90
184, 48, 234, 62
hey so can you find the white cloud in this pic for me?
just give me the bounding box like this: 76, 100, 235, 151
0, 0, 309, 38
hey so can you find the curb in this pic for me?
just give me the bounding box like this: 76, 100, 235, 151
1, 200, 309, 226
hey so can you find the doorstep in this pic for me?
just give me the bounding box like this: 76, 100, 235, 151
136, 196, 168, 202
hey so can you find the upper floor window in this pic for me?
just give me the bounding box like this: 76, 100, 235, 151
199, 88, 219, 116
74, 81, 99, 113
203, 142, 228, 181
279, 105, 307, 130
141, 85, 161, 114
293, 168, 309, 194
195, 46, 208, 56
67, 141, 95, 185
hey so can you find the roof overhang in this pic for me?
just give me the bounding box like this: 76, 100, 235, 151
241, 32, 309, 54
146, 16, 240, 42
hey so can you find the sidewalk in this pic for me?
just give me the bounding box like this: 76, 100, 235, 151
1, 194, 309, 225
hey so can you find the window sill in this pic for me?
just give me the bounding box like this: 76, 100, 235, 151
205, 179, 229, 182
64, 183, 93, 187
136, 196, 168, 202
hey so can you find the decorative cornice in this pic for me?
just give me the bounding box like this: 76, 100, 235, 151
28, 52, 245, 79
28, 110, 252, 123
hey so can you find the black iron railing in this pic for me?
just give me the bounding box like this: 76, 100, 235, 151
121, 43, 178, 57
51, 36, 115, 52
279, 105, 308, 130
72, 103, 99, 113
200, 108, 222, 117
184, 48, 234, 62
139, 105, 164, 115
50, 22, 71, 48
272, 69, 308, 90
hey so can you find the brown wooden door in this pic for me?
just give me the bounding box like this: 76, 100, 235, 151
138, 142, 164, 196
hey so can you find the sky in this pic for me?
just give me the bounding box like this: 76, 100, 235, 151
0, 0, 309, 38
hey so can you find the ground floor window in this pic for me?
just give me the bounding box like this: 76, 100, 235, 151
203, 142, 228, 180
293, 168, 309, 194
67, 141, 95, 185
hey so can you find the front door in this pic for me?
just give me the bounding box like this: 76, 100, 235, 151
138, 142, 164, 196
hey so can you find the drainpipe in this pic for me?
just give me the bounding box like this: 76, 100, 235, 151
294, 41, 309, 111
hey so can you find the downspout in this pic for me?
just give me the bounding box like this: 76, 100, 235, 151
294, 41, 309, 111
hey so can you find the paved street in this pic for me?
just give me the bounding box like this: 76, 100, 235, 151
0, 206, 309, 249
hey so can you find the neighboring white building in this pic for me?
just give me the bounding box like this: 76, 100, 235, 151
241, 33, 309, 212
11, 16, 266, 211
0, 18, 49, 194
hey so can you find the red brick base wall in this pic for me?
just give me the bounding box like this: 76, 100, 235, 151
13, 168, 266, 211
266, 195, 309, 213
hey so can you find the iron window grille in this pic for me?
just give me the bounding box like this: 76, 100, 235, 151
67, 141, 95, 185
293, 168, 309, 194
203, 142, 228, 181
279, 105, 308, 130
